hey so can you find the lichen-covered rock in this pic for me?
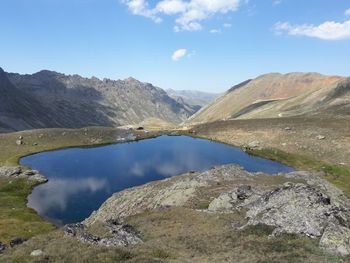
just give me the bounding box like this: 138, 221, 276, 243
85, 165, 252, 225
208, 192, 237, 211
208, 185, 261, 212
242, 183, 336, 237
0, 166, 47, 183
85, 173, 209, 225
64, 220, 142, 247
320, 222, 350, 256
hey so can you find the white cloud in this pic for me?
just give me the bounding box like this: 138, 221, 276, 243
274, 20, 350, 40
210, 29, 221, 33
122, 0, 241, 32
156, 0, 187, 14
172, 49, 188, 61
273, 0, 282, 5
345, 8, 350, 16
123, 0, 162, 22
223, 23, 232, 28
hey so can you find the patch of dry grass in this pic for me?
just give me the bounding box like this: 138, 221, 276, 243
2, 204, 347, 262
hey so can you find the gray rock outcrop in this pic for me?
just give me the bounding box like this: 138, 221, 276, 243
0, 166, 47, 183
84, 165, 350, 256
242, 183, 348, 238
64, 220, 142, 247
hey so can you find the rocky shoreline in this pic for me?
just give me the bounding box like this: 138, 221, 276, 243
81, 164, 350, 256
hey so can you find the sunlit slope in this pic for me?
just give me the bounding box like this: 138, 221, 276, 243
188, 72, 347, 124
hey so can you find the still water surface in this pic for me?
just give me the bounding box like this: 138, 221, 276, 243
20, 136, 293, 225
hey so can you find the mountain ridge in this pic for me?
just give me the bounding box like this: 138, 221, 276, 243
0, 68, 196, 132
188, 72, 349, 124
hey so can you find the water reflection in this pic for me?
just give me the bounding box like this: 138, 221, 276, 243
21, 136, 293, 224
129, 150, 204, 177
28, 178, 108, 225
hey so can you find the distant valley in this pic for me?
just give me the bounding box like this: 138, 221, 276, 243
166, 89, 220, 112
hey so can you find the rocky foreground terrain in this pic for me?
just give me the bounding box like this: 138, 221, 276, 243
82, 165, 350, 256
0, 67, 197, 132
3, 164, 349, 262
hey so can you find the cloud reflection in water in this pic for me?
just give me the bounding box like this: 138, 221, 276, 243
27, 177, 108, 224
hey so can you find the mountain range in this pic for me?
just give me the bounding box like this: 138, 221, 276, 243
0, 68, 197, 132
1, 68, 349, 132
188, 72, 350, 124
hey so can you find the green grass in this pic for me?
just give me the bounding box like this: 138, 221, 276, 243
246, 148, 350, 197
0, 177, 55, 244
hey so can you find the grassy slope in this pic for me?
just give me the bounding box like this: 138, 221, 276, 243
0, 177, 54, 243
246, 148, 350, 197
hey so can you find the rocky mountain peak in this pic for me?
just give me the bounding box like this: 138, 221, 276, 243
33, 70, 63, 78
0, 67, 197, 132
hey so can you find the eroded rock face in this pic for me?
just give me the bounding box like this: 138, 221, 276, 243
0, 166, 47, 183
83, 164, 350, 255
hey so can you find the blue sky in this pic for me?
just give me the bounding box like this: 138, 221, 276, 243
1, 0, 350, 92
